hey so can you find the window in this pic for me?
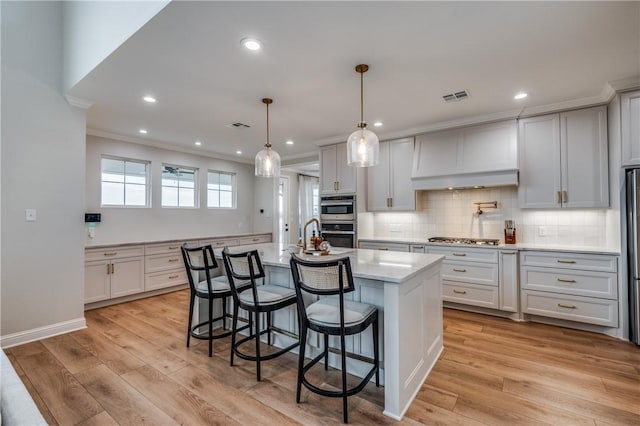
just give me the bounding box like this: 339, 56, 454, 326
162, 165, 198, 208
207, 170, 235, 208
101, 157, 149, 207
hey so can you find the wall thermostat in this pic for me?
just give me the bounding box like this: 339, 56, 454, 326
85, 213, 101, 223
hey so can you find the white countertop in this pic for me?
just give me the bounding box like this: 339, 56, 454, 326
358, 237, 621, 255
220, 243, 444, 283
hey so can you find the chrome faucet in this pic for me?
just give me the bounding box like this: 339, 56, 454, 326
303, 218, 320, 252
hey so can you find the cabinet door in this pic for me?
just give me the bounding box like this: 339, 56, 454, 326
389, 137, 416, 210
412, 130, 459, 178
335, 143, 356, 194
622, 90, 640, 166
458, 121, 518, 173
518, 114, 562, 208
410, 244, 426, 253
367, 141, 391, 211
84, 260, 111, 303
320, 145, 337, 194
499, 250, 518, 312
110, 257, 145, 298
561, 106, 609, 208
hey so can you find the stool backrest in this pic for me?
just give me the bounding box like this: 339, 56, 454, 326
222, 247, 264, 303
181, 243, 218, 293
289, 254, 354, 296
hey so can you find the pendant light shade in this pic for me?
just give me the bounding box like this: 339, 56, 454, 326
255, 98, 281, 177
347, 64, 379, 167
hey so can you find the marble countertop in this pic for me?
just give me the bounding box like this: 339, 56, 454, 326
358, 237, 621, 255
219, 243, 444, 283
85, 232, 271, 250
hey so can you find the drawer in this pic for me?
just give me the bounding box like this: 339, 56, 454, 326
145, 269, 188, 291
145, 240, 198, 256
441, 262, 498, 286
427, 246, 498, 263
520, 251, 617, 272
521, 267, 617, 299
443, 282, 499, 309
85, 245, 144, 261
359, 242, 410, 252
522, 290, 618, 327
145, 253, 184, 273
199, 238, 240, 249
238, 234, 272, 245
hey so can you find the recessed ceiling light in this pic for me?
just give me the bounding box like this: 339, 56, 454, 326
514, 92, 528, 100
236, 150, 242, 155
373, 121, 383, 127
194, 141, 202, 146
286, 140, 294, 145
139, 129, 148, 134
241, 38, 261, 51
142, 95, 157, 103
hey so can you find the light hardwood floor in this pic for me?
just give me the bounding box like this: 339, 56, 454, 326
6, 290, 640, 425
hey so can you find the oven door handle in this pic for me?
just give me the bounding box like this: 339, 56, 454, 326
320, 201, 354, 206
321, 231, 355, 235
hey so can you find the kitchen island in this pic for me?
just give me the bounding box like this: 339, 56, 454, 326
216, 243, 444, 420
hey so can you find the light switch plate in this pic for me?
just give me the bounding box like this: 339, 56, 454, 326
26, 209, 37, 221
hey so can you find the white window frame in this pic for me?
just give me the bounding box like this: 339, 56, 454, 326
161, 164, 199, 208
100, 156, 151, 208
207, 170, 236, 209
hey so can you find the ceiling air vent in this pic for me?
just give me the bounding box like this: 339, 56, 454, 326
225, 122, 251, 129
442, 90, 470, 103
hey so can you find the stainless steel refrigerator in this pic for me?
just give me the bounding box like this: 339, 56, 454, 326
626, 169, 640, 345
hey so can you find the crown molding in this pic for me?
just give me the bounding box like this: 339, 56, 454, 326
608, 75, 640, 93
64, 95, 93, 109
86, 129, 254, 165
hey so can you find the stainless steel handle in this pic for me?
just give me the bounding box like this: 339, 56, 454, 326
103, 252, 117, 256
322, 231, 355, 235
453, 268, 467, 273
556, 191, 562, 204
557, 278, 577, 283
320, 201, 354, 206
110, 264, 115, 274
168, 274, 179, 279
453, 289, 467, 294
562, 190, 568, 203
413, 246, 424, 249
557, 259, 576, 264
452, 253, 467, 257
558, 303, 577, 309
107, 264, 111, 275
502, 251, 517, 255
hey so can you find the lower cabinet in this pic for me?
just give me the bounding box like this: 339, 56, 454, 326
358, 241, 410, 252
520, 251, 619, 327
84, 245, 145, 303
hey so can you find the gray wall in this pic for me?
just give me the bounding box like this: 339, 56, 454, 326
85, 135, 257, 245
1, 2, 87, 339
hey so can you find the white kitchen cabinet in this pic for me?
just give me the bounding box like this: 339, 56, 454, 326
358, 241, 410, 252
520, 250, 618, 327
621, 90, 640, 166
499, 250, 518, 312
518, 106, 609, 208
412, 120, 518, 189
84, 245, 145, 303
320, 143, 356, 194
367, 137, 415, 211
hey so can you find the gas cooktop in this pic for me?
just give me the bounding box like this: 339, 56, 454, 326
428, 237, 501, 246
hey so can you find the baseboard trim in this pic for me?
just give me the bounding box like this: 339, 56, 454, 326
0, 317, 87, 349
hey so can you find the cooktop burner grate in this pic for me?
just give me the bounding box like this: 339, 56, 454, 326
428, 237, 501, 246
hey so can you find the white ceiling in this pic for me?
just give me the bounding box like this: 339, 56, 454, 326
71, 1, 640, 163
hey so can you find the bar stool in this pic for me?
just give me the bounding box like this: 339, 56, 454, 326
181, 243, 250, 357
222, 247, 300, 381
289, 254, 379, 424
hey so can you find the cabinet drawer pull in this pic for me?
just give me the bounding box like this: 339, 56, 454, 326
107, 264, 111, 275
502, 251, 517, 255
556, 191, 562, 204
413, 246, 424, 249
168, 258, 179, 262
168, 274, 179, 279
168, 246, 179, 250
252, 238, 260, 242
557, 278, 577, 283
453, 268, 467, 273
377, 248, 389, 251
562, 190, 568, 203
453, 289, 467, 294
558, 303, 577, 309
103, 252, 117, 256
557, 259, 576, 264
111, 264, 115, 274
216, 242, 224, 246
452, 253, 467, 257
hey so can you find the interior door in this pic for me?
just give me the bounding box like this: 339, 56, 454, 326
278, 176, 290, 245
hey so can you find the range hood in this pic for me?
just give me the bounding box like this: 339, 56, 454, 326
411, 169, 518, 190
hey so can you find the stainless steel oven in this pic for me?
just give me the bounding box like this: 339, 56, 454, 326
321, 222, 356, 248
320, 195, 355, 221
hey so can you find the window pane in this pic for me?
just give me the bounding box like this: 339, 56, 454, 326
220, 191, 232, 208
126, 173, 146, 185
208, 172, 220, 185
219, 173, 232, 186
125, 184, 146, 206
162, 187, 178, 206
181, 173, 195, 188
125, 161, 146, 179
102, 158, 124, 177
208, 182, 220, 191
179, 188, 195, 207
162, 171, 179, 187
102, 171, 125, 183
102, 182, 124, 205
208, 190, 219, 208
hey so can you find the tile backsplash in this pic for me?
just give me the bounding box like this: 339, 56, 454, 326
368, 187, 611, 247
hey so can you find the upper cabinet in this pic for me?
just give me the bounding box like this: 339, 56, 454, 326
621, 90, 640, 167
518, 106, 609, 209
367, 137, 416, 211
411, 120, 518, 190
320, 143, 356, 195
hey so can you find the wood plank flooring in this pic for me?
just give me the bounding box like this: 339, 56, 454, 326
5, 290, 639, 425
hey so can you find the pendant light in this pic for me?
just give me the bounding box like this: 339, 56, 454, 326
255, 98, 281, 177
347, 64, 379, 167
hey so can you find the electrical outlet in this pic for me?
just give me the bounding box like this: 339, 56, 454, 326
26, 209, 37, 221
538, 226, 547, 237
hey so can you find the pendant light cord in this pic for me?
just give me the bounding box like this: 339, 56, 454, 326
360, 70, 364, 124
266, 101, 270, 148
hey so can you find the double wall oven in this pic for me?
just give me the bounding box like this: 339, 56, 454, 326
320, 195, 356, 248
